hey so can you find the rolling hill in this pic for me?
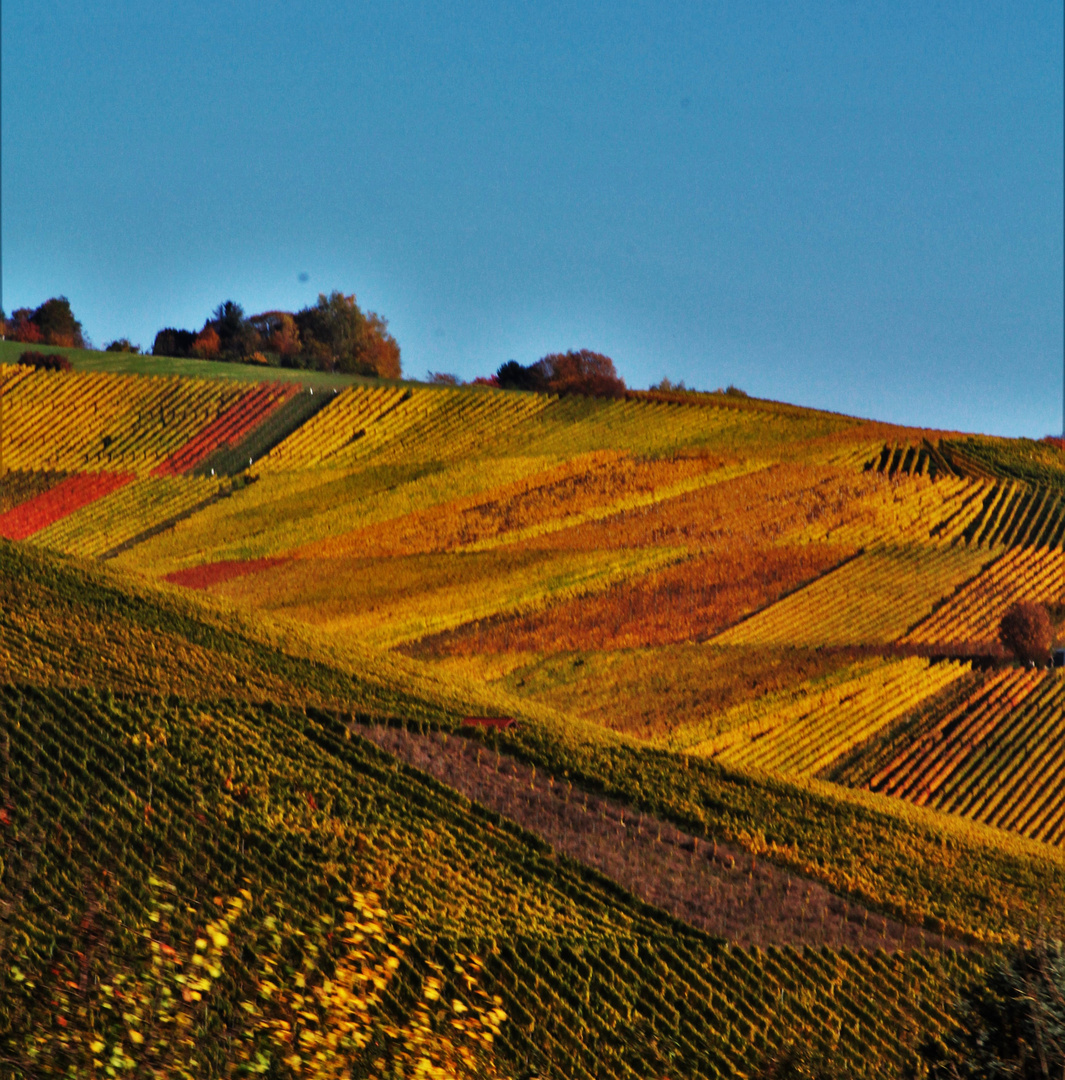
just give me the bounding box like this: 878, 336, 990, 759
1, 346, 1063, 1077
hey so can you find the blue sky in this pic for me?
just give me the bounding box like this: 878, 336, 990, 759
3, 1, 1062, 436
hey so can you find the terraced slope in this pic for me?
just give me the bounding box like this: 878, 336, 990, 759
3, 360, 1065, 1075
712, 545, 991, 648
834, 669, 1065, 846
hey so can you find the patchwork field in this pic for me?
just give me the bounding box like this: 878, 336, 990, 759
1, 354, 1063, 1077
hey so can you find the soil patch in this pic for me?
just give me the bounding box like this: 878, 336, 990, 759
358, 724, 962, 952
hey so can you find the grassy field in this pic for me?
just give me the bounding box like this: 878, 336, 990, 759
2, 363, 1065, 1076
0, 339, 382, 389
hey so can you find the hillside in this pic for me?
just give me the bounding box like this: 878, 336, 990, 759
1, 355, 1064, 1076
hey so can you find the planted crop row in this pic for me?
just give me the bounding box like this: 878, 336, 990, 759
939, 436, 1065, 490
953, 480, 1065, 549
865, 443, 957, 480
0, 682, 976, 1077
259, 385, 410, 469
507, 393, 818, 460
0, 366, 246, 474
0, 467, 67, 515
712, 544, 990, 647
857, 669, 1065, 845
852, 447, 1065, 549
339, 387, 553, 467
307, 451, 726, 559
0, 471, 134, 540
794, 474, 991, 550
27, 475, 222, 558
262, 387, 817, 472
195, 384, 335, 477
153, 382, 295, 476
6, 535, 1065, 949
903, 545, 1065, 647
219, 543, 682, 650
686, 657, 969, 778
484, 935, 974, 1079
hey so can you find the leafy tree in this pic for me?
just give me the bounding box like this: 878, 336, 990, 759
496, 359, 549, 392
30, 296, 85, 347
191, 325, 222, 359
651, 376, 687, 391
152, 328, 197, 358
496, 351, 625, 397
5, 297, 85, 347
6, 308, 43, 344
540, 349, 626, 397
150, 291, 401, 376
294, 291, 364, 372
294, 292, 401, 378
1000, 602, 1053, 665
215, 300, 260, 358
428, 371, 462, 386
248, 311, 302, 362
923, 939, 1065, 1078
360, 310, 401, 379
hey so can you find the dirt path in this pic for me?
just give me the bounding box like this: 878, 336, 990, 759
357, 724, 959, 951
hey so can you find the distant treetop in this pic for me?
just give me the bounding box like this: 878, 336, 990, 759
151, 290, 401, 379
4, 297, 86, 348
495, 349, 625, 398
104, 338, 141, 354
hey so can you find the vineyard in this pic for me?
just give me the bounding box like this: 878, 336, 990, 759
0, 672, 986, 1078
3, 357, 1065, 1076
903, 545, 1065, 648
834, 669, 1065, 846
684, 658, 970, 777
711, 545, 992, 648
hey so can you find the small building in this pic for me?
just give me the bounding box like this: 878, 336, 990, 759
1053, 649, 1065, 669
462, 716, 518, 730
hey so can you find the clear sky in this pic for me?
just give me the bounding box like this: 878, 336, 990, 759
3, 1, 1062, 436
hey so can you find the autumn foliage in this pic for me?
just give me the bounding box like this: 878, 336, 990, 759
999, 601, 1053, 664
496, 349, 626, 397
6, 297, 86, 347
151, 292, 401, 378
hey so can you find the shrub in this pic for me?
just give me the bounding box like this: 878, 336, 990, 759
999, 602, 1053, 665
496, 359, 548, 392
496, 351, 626, 397
428, 371, 462, 386
923, 938, 1065, 1078
540, 349, 626, 397
104, 338, 140, 353
18, 350, 72, 372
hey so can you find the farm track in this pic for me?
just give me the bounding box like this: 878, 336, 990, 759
358, 724, 962, 953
